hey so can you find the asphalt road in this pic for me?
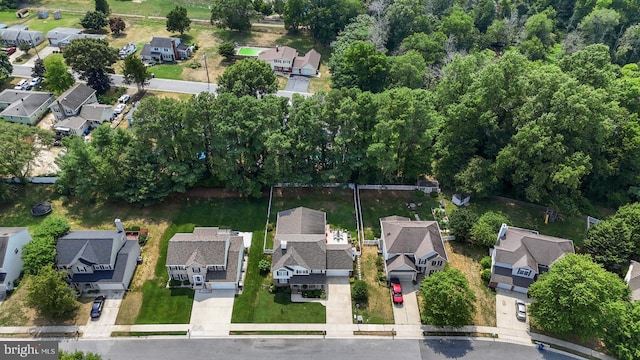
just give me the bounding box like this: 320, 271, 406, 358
57, 338, 581, 360
12, 65, 312, 98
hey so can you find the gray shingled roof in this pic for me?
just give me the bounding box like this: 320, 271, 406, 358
205, 236, 243, 283
627, 260, 640, 301
289, 273, 326, 285
150, 37, 174, 49
1, 92, 52, 118
56, 84, 95, 111
258, 46, 297, 61
71, 240, 139, 284
54, 116, 88, 130
166, 227, 231, 266
272, 237, 327, 270
293, 49, 321, 70
79, 104, 112, 122
276, 207, 326, 235
381, 218, 446, 260
0, 90, 32, 105
494, 226, 574, 271
326, 244, 353, 270
386, 254, 416, 272
46, 27, 82, 39
0, 228, 27, 269
56, 230, 120, 266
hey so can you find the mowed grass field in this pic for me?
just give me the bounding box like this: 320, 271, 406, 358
25, 0, 213, 20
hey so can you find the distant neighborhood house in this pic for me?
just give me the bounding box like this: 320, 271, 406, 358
0, 89, 54, 126
140, 37, 193, 63
489, 224, 575, 293
0, 25, 44, 47
55, 219, 140, 292
253, 46, 321, 76
271, 207, 353, 292
625, 260, 640, 302
166, 227, 244, 290
0, 227, 32, 294
379, 216, 448, 282
46, 27, 105, 48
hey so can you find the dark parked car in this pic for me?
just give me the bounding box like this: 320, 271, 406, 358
90, 295, 106, 319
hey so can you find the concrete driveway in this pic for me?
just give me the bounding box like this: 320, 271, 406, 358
326, 277, 352, 324
496, 288, 530, 331
392, 281, 421, 325
190, 289, 235, 326
83, 291, 124, 338
285, 75, 310, 92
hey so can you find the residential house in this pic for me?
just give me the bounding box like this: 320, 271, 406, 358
49, 84, 97, 121
0, 89, 55, 125
79, 104, 114, 127
0, 227, 32, 294
624, 260, 640, 301
489, 224, 575, 293
0, 25, 44, 47
379, 216, 448, 282
52, 116, 89, 136
55, 219, 140, 292
271, 207, 353, 292
46, 27, 105, 48
140, 37, 192, 63
258, 46, 321, 76
166, 227, 244, 290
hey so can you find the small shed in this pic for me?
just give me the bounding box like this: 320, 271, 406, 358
53, 11, 62, 20
16, 9, 29, 18
452, 193, 470, 206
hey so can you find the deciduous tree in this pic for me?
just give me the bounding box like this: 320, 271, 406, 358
63, 38, 118, 93
470, 211, 508, 247
448, 208, 479, 242
217, 59, 277, 98
0, 121, 52, 182
603, 301, 640, 360
26, 266, 78, 319
218, 42, 235, 62
283, 0, 309, 34
31, 58, 45, 78
94, 0, 110, 15
528, 254, 630, 340
420, 267, 476, 327
43, 56, 74, 95
166, 6, 191, 35
0, 49, 12, 82
109, 17, 126, 35
80, 10, 109, 32
59, 350, 102, 360
122, 55, 152, 92
210, 0, 253, 32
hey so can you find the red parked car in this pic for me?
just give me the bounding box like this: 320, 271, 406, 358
390, 277, 403, 305
2, 47, 16, 55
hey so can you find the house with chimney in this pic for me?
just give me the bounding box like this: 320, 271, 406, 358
271, 207, 354, 292
166, 227, 245, 290
489, 224, 575, 293
0, 227, 32, 294
0, 89, 55, 126
49, 84, 113, 136
140, 37, 193, 64
55, 219, 140, 292
257, 46, 321, 76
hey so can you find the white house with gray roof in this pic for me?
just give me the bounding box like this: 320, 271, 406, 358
166, 227, 244, 290
52, 116, 89, 136
271, 207, 353, 291
0, 89, 55, 125
0, 227, 32, 294
55, 219, 140, 292
0, 25, 44, 47
489, 224, 575, 293
624, 260, 640, 301
379, 216, 448, 282
49, 84, 97, 122
140, 37, 192, 63
46, 27, 105, 48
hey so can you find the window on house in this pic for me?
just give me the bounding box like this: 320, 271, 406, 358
432, 260, 443, 266
193, 268, 200, 273
517, 268, 532, 277
277, 270, 287, 276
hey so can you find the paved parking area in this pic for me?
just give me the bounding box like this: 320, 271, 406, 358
285, 75, 310, 92
190, 289, 235, 325
496, 288, 530, 331
326, 277, 352, 324
83, 291, 124, 338
392, 281, 421, 325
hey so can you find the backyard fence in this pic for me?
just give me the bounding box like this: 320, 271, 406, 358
358, 184, 441, 193
442, 235, 456, 241
3, 177, 58, 184
363, 239, 379, 246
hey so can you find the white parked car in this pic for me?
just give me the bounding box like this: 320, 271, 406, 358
515, 300, 527, 321
29, 77, 42, 88
14, 79, 28, 90
118, 94, 130, 103
113, 103, 126, 115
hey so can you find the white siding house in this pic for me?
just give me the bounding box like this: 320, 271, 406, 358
0, 228, 32, 294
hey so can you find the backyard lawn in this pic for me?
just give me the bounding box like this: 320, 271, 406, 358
355, 245, 394, 324
232, 225, 326, 323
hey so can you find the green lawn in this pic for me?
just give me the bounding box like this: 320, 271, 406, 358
147, 64, 183, 80
135, 281, 194, 324
359, 190, 440, 239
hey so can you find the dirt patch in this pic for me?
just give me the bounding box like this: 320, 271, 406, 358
445, 242, 496, 326
115, 291, 143, 325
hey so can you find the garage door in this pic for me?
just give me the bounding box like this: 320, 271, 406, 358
210, 282, 236, 290
389, 271, 415, 282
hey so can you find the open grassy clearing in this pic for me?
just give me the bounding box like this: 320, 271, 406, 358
26, 0, 214, 20
444, 242, 496, 326
355, 245, 394, 324
359, 190, 440, 239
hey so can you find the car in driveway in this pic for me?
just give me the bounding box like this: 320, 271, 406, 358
390, 277, 403, 305
118, 94, 130, 103
14, 79, 28, 90
29, 77, 42, 88
90, 295, 106, 319
515, 299, 526, 321
113, 103, 126, 115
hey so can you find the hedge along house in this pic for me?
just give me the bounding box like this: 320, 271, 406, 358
55, 219, 141, 292
165, 227, 244, 290
271, 207, 353, 293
